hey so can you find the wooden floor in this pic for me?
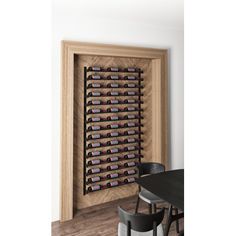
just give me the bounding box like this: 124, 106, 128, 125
52, 196, 184, 236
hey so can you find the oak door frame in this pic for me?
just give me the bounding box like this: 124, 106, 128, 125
60, 41, 168, 222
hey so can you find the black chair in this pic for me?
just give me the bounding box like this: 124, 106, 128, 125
135, 162, 165, 214
118, 206, 165, 236
135, 162, 179, 234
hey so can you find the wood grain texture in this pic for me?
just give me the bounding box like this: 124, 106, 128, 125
60, 43, 74, 221
161, 53, 169, 169
73, 55, 152, 210
61, 41, 168, 222
63, 40, 167, 59
52, 196, 184, 236
152, 59, 162, 164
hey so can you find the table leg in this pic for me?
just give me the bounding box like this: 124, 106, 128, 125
135, 196, 140, 213
164, 205, 184, 236
174, 207, 179, 233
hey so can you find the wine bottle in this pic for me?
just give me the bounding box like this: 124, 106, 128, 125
88, 176, 101, 183
88, 125, 101, 131
124, 91, 136, 96
107, 140, 119, 145
127, 67, 136, 72
107, 75, 119, 80
124, 177, 135, 183
107, 124, 119, 129
88, 75, 101, 80
124, 75, 136, 80
107, 99, 119, 104
124, 130, 136, 135
88, 91, 102, 97
87, 159, 101, 165
88, 151, 101, 157
88, 117, 101, 122
107, 173, 119, 179
124, 122, 136, 127
107, 91, 119, 96
124, 114, 136, 119
108, 132, 119, 137
88, 83, 101, 88
88, 100, 102, 105
107, 164, 119, 170
126, 83, 136, 88
124, 138, 136, 143
88, 66, 101, 71
88, 108, 101, 114
107, 67, 119, 72
124, 99, 136, 104
124, 162, 136, 167
88, 142, 101, 148
107, 156, 119, 162
124, 107, 136, 111
87, 167, 101, 174
124, 146, 136, 151
107, 148, 119, 154
107, 83, 119, 88
88, 134, 101, 139
124, 169, 136, 176
87, 185, 101, 192
124, 153, 136, 159
107, 181, 119, 187
107, 116, 119, 121
107, 107, 119, 112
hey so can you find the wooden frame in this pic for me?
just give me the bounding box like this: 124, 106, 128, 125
61, 41, 168, 222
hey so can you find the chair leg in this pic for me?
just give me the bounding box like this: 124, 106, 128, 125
148, 203, 152, 214
164, 205, 173, 236
135, 196, 140, 213
153, 204, 157, 213
174, 208, 180, 233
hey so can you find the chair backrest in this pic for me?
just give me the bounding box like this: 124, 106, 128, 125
137, 162, 165, 177
118, 206, 165, 236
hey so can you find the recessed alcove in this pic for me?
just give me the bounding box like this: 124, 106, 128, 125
61, 41, 168, 222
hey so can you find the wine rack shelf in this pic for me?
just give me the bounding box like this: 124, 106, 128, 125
83, 66, 144, 194
86, 139, 143, 150
86, 101, 144, 106
86, 169, 137, 185
86, 116, 144, 124
86, 154, 143, 167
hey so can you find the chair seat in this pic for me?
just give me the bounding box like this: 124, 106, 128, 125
139, 189, 163, 204
118, 222, 164, 236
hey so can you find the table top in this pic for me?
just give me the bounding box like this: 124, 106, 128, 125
136, 169, 184, 211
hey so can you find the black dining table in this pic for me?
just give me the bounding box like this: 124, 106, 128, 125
136, 169, 184, 236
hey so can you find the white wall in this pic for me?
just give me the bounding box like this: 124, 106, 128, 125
52, 0, 184, 221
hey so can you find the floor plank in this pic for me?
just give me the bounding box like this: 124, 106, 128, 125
52, 196, 184, 236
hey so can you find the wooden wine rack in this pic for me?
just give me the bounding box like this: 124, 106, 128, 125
83, 66, 144, 194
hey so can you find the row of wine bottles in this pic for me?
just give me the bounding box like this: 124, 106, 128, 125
87, 138, 143, 149
87, 153, 142, 166
87, 177, 136, 192
87, 130, 142, 140
87, 99, 143, 106
87, 75, 143, 81
87, 107, 142, 114
87, 161, 137, 175
87, 67, 142, 73
87, 122, 143, 131
87, 114, 143, 123
87, 83, 143, 89
87, 146, 142, 157
87, 91, 143, 97
87, 169, 136, 183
